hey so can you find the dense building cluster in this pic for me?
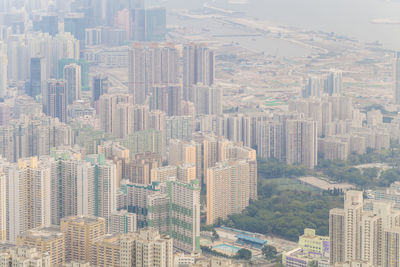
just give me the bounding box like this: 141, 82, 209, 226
1, 0, 400, 266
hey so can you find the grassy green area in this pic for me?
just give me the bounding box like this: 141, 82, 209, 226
223, 158, 343, 241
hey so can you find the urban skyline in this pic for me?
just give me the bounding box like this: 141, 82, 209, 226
0, 0, 399, 266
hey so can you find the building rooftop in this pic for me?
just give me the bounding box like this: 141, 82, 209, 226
61, 216, 106, 225
18, 226, 63, 240
235, 234, 267, 245
0, 242, 16, 251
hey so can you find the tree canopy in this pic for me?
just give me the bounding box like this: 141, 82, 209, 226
225, 185, 342, 241
236, 248, 252, 260
262, 245, 278, 260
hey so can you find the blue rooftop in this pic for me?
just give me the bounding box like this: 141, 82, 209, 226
235, 234, 267, 245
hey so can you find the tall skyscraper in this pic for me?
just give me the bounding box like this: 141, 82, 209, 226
64, 13, 87, 42
122, 182, 161, 228
344, 191, 363, 262
128, 43, 179, 104
48, 149, 94, 225
0, 45, 7, 100
85, 154, 117, 223
0, 172, 5, 241
131, 8, 146, 41
329, 188, 400, 267
303, 70, 342, 98
130, 7, 166, 42
0, 0, 10, 12
46, 80, 67, 123
183, 44, 215, 100
286, 119, 318, 169
29, 57, 47, 100
151, 85, 182, 116
92, 74, 109, 104
361, 213, 382, 266
59, 59, 89, 91
33, 15, 59, 37
325, 69, 343, 96
145, 8, 166, 41
5, 157, 54, 242
190, 85, 222, 115
164, 179, 201, 252
303, 75, 322, 98
394, 52, 400, 105
165, 116, 194, 145
256, 121, 284, 161
206, 160, 256, 224
63, 64, 82, 104
383, 227, 400, 267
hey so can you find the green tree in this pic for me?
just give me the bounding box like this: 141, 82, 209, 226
262, 245, 278, 260
236, 248, 252, 260
212, 229, 219, 241
309, 260, 319, 267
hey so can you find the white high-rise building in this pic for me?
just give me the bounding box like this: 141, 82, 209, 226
0, 43, 7, 99
5, 157, 54, 242
361, 213, 382, 266
86, 154, 117, 225
0, 171, 5, 241
344, 191, 363, 262
190, 85, 222, 115
49, 149, 95, 224
120, 229, 173, 267
128, 43, 179, 104
326, 69, 343, 96
394, 52, 400, 105
109, 210, 137, 234
286, 119, 318, 168
206, 160, 256, 225
303, 75, 322, 98
182, 44, 215, 100
7, 32, 79, 83
256, 121, 284, 161
63, 64, 81, 104
330, 188, 400, 267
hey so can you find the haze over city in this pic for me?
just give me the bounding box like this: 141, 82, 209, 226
0, 0, 400, 266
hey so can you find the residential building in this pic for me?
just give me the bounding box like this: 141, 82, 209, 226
60, 216, 106, 263
109, 211, 137, 234
63, 64, 81, 104
16, 226, 65, 267
0, 244, 51, 267
47, 80, 67, 123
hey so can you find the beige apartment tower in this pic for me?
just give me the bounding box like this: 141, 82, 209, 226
344, 191, 363, 262
383, 227, 400, 267
91, 234, 121, 267
0, 172, 5, 241
120, 229, 173, 267
60, 216, 106, 263
16, 226, 65, 267
330, 208, 345, 265
206, 160, 254, 225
